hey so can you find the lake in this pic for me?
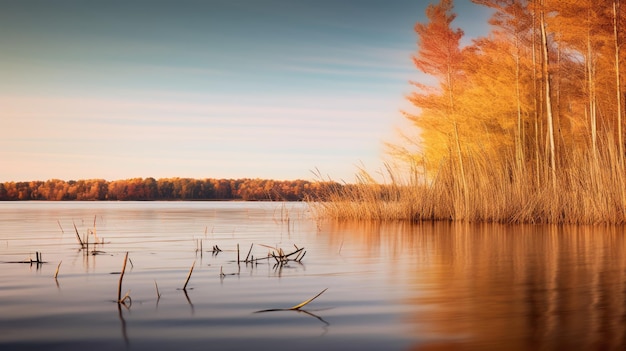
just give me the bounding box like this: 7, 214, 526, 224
1, 202, 625, 350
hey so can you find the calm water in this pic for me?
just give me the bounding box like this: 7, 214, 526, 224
1, 202, 626, 350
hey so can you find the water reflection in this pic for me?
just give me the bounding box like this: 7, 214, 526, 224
324, 221, 626, 350
4, 202, 626, 350
117, 302, 129, 347
183, 289, 195, 315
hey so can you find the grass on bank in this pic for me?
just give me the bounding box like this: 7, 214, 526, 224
311, 143, 626, 225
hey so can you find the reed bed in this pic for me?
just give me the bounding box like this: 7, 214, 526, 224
23, 213, 323, 321
312, 144, 626, 224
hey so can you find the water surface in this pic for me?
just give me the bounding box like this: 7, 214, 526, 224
1, 202, 625, 350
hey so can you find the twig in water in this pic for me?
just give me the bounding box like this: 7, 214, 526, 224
119, 290, 132, 306
237, 243, 240, 264
257, 243, 279, 251
57, 220, 64, 234
182, 261, 196, 290
72, 221, 85, 247
54, 261, 62, 279
289, 288, 328, 310
154, 280, 161, 299
29, 251, 47, 264
92, 214, 101, 244
117, 252, 131, 305
255, 288, 329, 312
245, 243, 254, 262
195, 239, 204, 258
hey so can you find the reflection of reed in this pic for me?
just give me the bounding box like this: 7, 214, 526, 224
117, 302, 129, 347
255, 288, 330, 325
183, 289, 195, 315
324, 221, 626, 349
296, 309, 330, 326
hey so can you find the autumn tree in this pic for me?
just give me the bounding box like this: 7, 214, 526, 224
472, 0, 535, 170
406, 0, 469, 214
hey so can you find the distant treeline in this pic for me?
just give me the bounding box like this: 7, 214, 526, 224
0, 177, 342, 201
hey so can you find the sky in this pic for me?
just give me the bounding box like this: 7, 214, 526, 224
1, 0, 492, 183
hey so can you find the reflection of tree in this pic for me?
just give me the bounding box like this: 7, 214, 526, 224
324, 220, 626, 350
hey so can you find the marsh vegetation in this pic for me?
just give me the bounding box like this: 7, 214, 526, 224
318, 0, 626, 225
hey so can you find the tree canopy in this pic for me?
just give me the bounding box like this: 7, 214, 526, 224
401, 0, 626, 188
0, 177, 339, 201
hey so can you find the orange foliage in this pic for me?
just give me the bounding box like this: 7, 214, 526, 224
0, 178, 338, 201
400, 0, 626, 182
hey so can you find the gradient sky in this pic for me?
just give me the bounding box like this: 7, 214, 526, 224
1, 0, 492, 182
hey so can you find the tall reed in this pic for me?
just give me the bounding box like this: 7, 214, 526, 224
117, 252, 130, 304
182, 261, 195, 290
312, 142, 626, 224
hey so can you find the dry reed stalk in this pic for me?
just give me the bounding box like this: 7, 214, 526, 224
154, 280, 161, 298
54, 261, 62, 279
289, 288, 328, 310
245, 243, 253, 262
119, 290, 131, 305
283, 247, 304, 260
92, 214, 101, 244
72, 221, 85, 247
237, 244, 240, 264
255, 288, 328, 313
57, 220, 64, 234
182, 261, 195, 290
117, 252, 129, 304
312, 141, 626, 224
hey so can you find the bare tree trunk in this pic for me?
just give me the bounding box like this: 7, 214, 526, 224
515, 30, 524, 171
532, 1, 541, 186
447, 66, 468, 218
587, 8, 598, 159
540, 1, 557, 190
614, 0, 623, 164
